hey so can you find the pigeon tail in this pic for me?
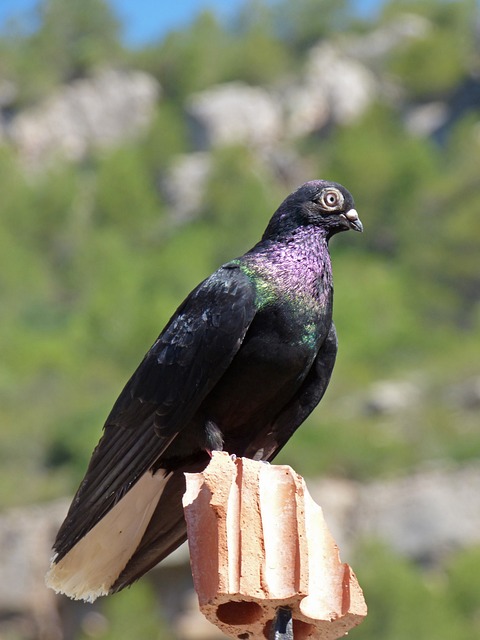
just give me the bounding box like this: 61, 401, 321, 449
45, 469, 171, 602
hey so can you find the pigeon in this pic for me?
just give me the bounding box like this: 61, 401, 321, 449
46, 180, 363, 601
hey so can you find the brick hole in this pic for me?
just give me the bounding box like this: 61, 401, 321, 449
293, 620, 315, 639
263, 619, 273, 638
216, 601, 263, 625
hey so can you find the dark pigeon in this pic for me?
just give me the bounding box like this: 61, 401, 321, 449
46, 180, 363, 601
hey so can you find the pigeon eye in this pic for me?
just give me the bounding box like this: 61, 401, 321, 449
320, 189, 343, 210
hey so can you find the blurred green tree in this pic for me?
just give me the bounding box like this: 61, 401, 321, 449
383, 0, 477, 99
0, 0, 123, 104
353, 543, 472, 640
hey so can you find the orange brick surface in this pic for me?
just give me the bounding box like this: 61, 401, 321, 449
183, 452, 367, 640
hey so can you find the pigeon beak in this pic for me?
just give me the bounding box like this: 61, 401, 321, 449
341, 209, 363, 232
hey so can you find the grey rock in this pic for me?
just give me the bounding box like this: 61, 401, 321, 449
282, 80, 330, 138
161, 152, 212, 222
355, 465, 480, 564
345, 13, 432, 61
405, 102, 449, 137
364, 379, 421, 415
284, 43, 377, 137
284, 15, 432, 139
0, 499, 66, 611
186, 81, 282, 151
0, 499, 67, 639
309, 464, 480, 566
9, 68, 160, 170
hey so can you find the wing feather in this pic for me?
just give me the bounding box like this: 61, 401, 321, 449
52, 265, 257, 562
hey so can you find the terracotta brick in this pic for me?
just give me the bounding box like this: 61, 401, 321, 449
183, 452, 367, 640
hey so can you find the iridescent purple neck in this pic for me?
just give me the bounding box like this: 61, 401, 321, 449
245, 225, 333, 304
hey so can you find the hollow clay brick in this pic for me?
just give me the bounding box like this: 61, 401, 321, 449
183, 452, 367, 640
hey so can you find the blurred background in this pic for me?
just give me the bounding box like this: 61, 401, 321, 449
1, 0, 480, 638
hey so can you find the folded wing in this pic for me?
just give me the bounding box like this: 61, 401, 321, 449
47, 265, 257, 600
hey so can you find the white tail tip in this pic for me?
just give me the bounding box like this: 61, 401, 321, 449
46, 470, 170, 602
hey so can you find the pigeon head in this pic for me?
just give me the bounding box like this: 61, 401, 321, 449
263, 180, 363, 240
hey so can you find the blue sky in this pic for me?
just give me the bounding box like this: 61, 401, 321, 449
0, 0, 381, 47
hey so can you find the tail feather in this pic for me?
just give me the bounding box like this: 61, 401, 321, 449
52, 424, 174, 559
111, 468, 192, 592
46, 469, 170, 602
